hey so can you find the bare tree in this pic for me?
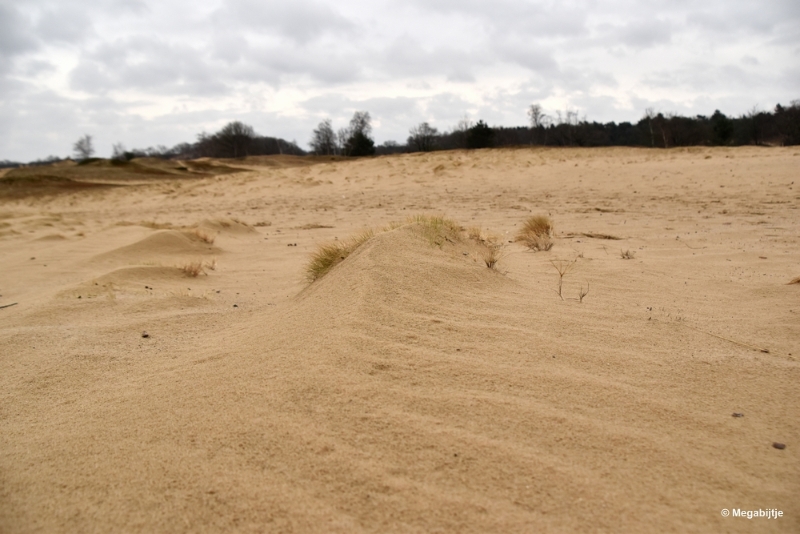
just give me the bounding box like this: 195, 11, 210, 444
111, 142, 127, 161
73, 134, 95, 160
745, 106, 762, 145
310, 119, 337, 155
644, 108, 656, 147
216, 121, 255, 158
528, 104, 548, 145
349, 111, 372, 137
337, 127, 350, 156
528, 104, 544, 127
407, 122, 439, 152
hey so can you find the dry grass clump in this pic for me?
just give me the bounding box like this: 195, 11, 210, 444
464, 226, 506, 269
517, 215, 554, 251
181, 261, 205, 277
189, 228, 216, 244
306, 230, 374, 282
180, 258, 217, 277
482, 246, 503, 269
620, 249, 636, 259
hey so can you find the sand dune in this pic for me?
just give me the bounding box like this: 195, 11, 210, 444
0, 147, 797, 532
94, 229, 221, 264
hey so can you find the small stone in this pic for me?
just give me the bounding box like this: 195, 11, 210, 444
772, 442, 786, 450
732, 413, 744, 418
141, 331, 149, 338
233, 304, 238, 308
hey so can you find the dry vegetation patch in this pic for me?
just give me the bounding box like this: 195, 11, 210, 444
564, 232, 622, 240
189, 228, 216, 244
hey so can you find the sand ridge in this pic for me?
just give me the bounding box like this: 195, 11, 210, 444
0, 147, 798, 532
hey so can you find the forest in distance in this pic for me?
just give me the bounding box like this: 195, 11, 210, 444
3, 100, 799, 169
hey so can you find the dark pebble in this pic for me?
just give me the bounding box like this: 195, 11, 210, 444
732, 413, 744, 418
141, 332, 149, 338
772, 442, 786, 450
233, 304, 238, 308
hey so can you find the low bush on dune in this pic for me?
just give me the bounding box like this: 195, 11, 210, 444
517, 215, 554, 251
305, 214, 505, 283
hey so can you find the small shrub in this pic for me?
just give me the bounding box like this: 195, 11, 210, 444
578, 282, 589, 303
620, 249, 636, 259
550, 259, 577, 300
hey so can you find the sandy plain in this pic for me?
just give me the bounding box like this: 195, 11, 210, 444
0, 146, 798, 533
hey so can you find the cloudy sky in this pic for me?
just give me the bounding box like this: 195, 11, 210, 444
1, 0, 798, 161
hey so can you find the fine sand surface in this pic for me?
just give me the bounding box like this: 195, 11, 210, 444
0, 147, 798, 533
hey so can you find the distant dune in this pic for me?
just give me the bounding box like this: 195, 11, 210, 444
0, 147, 797, 532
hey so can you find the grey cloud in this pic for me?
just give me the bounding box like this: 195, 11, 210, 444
0, 4, 38, 59
70, 38, 230, 96
685, 1, 800, 36
245, 45, 362, 85
379, 37, 488, 83
214, 0, 356, 45
407, 0, 589, 38
493, 42, 559, 74
642, 62, 761, 93
35, 8, 94, 44
614, 19, 673, 49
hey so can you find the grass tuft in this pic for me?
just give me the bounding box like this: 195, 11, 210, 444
620, 249, 636, 259
518, 215, 554, 251
305, 230, 374, 282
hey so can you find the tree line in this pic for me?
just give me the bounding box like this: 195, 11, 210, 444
2, 100, 798, 169
311, 101, 799, 156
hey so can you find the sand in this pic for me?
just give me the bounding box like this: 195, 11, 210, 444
0, 147, 798, 532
